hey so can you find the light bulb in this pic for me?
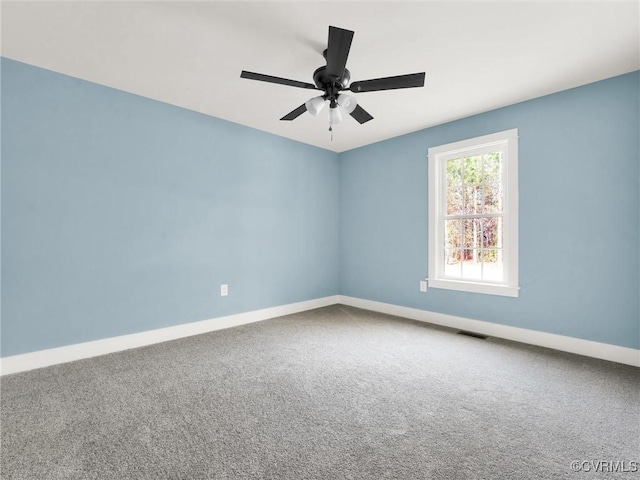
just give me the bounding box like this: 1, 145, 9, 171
337, 94, 357, 114
329, 106, 343, 125
305, 96, 326, 116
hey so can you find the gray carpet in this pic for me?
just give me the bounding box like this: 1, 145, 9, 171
1, 305, 638, 479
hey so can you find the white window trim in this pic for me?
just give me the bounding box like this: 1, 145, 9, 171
428, 129, 519, 298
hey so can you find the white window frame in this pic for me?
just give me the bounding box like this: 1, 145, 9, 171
428, 129, 519, 297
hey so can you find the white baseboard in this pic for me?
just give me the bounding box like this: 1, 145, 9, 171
338, 296, 640, 367
3, 294, 637, 375
0, 295, 340, 376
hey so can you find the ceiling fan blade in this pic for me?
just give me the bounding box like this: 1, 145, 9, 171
241, 71, 318, 90
349, 104, 374, 124
350, 72, 426, 93
326, 26, 354, 79
280, 104, 308, 121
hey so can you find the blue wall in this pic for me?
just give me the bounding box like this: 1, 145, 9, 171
1, 58, 340, 356
340, 71, 640, 349
2, 58, 638, 356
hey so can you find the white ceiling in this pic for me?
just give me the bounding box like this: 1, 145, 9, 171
2, 1, 639, 153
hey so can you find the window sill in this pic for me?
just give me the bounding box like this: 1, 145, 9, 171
428, 278, 520, 298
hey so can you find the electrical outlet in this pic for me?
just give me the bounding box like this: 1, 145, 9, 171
220, 284, 228, 296
419, 280, 428, 292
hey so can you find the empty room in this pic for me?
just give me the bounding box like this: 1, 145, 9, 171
1, 1, 639, 479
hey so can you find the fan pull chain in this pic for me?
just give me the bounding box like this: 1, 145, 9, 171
329, 125, 333, 141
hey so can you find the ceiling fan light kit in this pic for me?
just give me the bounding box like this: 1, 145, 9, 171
328, 106, 343, 125
241, 26, 426, 138
337, 94, 357, 114
305, 96, 326, 116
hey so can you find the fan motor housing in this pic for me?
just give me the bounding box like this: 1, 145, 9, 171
313, 66, 350, 93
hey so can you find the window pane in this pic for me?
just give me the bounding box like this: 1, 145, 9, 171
461, 249, 482, 280
447, 187, 463, 215
463, 218, 482, 248
481, 217, 502, 248
483, 182, 502, 213
481, 249, 503, 282
463, 155, 483, 184
445, 219, 461, 249
483, 152, 502, 183
444, 248, 461, 278
463, 185, 482, 214
446, 159, 463, 187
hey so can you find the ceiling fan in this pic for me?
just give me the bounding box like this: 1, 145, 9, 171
240, 26, 425, 134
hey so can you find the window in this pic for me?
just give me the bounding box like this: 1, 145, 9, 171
428, 129, 519, 297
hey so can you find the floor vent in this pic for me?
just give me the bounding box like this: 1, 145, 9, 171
457, 330, 488, 340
